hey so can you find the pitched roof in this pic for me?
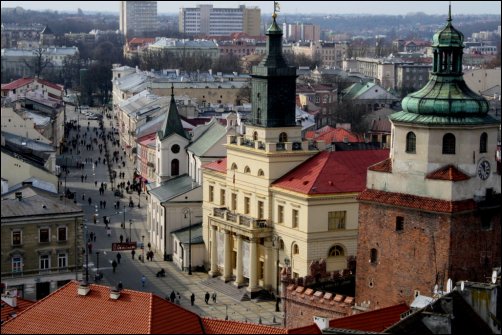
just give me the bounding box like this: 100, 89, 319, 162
159, 87, 188, 140
368, 158, 392, 173
1, 78, 34, 91
203, 158, 227, 174
148, 174, 199, 203
369, 118, 391, 133
1, 281, 204, 334
358, 189, 477, 213
425, 164, 470, 181
305, 126, 363, 143
272, 150, 389, 195
328, 303, 409, 332
1, 297, 35, 323
187, 119, 227, 157
201, 318, 321, 334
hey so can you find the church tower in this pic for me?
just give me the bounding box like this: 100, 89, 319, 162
355, 6, 501, 309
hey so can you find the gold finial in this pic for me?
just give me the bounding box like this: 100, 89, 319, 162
273, 1, 280, 19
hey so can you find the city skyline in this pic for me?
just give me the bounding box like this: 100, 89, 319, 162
2, 1, 501, 16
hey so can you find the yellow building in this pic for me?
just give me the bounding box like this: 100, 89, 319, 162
202, 12, 388, 297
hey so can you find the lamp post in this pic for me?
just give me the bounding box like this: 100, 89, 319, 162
129, 219, 133, 242
183, 208, 192, 275
84, 224, 89, 283
95, 251, 100, 282
141, 235, 145, 263
272, 235, 281, 298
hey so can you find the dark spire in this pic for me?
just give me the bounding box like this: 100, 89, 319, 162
159, 84, 188, 140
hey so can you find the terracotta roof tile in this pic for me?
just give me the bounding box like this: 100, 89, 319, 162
305, 126, 363, 143
273, 150, 389, 195
1, 297, 34, 323
287, 324, 321, 334
426, 164, 470, 181
329, 303, 409, 332
358, 189, 477, 213
368, 158, 392, 173
36, 78, 64, 92
202, 318, 288, 334
203, 158, 227, 174
1, 281, 204, 334
1, 78, 34, 90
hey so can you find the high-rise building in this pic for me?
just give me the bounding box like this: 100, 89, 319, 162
119, 1, 158, 38
355, 6, 501, 310
179, 4, 260, 36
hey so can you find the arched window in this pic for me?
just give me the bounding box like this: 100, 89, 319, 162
370, 248, 378, 264
480, 132, 487, 153
256, 108, 262, 125
279, 132, 288, 143
406, 132, 416, 153
328, 245, 345, 257
442, 133, 456, 154
253, 131, 258, 141
231, 163, 238, 171
257, 169, 264, 177
280, 240, 285, 250
171, 159, 179, 176
244, 166, 251, 174
293, 244, 299, 255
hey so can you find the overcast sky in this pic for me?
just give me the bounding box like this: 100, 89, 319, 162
2, 1, 501, 15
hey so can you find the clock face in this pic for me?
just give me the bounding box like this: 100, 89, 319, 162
477, 160, 491, 180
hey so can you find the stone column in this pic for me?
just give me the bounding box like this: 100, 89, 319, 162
209, 225, 219, 277
234, 234, 244, 287
223, 230, 232, 281
249, 237, 258, 291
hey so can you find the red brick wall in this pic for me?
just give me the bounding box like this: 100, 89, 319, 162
356, 201, 501, 310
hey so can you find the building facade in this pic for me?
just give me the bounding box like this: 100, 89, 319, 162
355, 8, 501, 310
1, 186, 83, 301
179, 5, 260, 36
119, 1, 158, 38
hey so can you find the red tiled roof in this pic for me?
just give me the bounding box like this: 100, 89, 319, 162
1, 281, 204, 334
137, 133, 157, 145
272, 150, 389, 195
358, 189, 477, 213
1, 297, 34, 323
305, 126, 363, 143
287, 324, 321, 334
329, 303, 409, 332
368, 158, 392, 173
426, 164, 471, 181
201, 318, 321, 334
1, 78, 33, 91
36, 78, 64, 92
203, 158, 227, 174
128, 37, 156, 45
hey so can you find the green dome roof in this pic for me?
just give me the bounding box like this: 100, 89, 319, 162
391, 6, 495, 126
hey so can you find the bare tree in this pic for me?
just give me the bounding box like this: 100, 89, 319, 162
24, 47, 52, 78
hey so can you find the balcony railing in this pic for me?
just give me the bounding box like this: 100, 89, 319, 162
212, 207, 270, 230
227, 135, 326, 153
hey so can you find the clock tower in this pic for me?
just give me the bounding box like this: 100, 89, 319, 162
355, 6, 501, 310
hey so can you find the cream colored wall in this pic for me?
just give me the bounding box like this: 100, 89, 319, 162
1, 152, 58, 187
370, 122, 501, 200
1, 107, 51, 144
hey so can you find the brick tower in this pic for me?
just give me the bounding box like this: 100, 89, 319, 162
355, 5, 501, 310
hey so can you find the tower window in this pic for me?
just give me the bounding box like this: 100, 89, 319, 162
171, 159, 179, 176
293, 244, 299, 254
279, 132, 288, 143
253, 131, 258, 141
480, 132, 487, 153
328, 245, 345, 257
406, 132, 416, 153
442, 133, 456, 155
396, 216, 404, 231
370, 248, 378, 264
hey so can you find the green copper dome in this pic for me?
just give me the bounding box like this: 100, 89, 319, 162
392, 6, 494, 126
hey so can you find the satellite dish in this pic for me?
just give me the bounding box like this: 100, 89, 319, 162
446, 278, 452, 293
433, 284, 438, 295
460, 281, 464, 291
492, 270, 497, 284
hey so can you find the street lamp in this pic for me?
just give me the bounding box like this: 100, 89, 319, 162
183, 208, 192, 275
95, 251, 100, 282
272, 235, 281, 298
141, 235, 145, 263
84, 224, 89, 283
129, 219, 133, 242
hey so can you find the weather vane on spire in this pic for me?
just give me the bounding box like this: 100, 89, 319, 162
273, 1, 280, 19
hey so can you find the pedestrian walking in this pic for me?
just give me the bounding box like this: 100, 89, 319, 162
170, 290, 176, 302
204, 292, 210, 304
87, 242, 93, 254
103, 200, 106, 208
190, 293, 195, 306
141, 275, 146, 287
95, 180, 98, 187
212, 292, 217, 303
82, 194, 85, 201
93, 234, 96, 242
99, 200, 103, 209
117, 281, 123, 290
85, 174, 87, 181
81, 175, 84, 182
89, 232, 94, 241
119, 234, 123, 243
88, 197, 92, 206
112, 260, 117, 273
116, 252, 122, 264
107, 228, 111, 237
131, 249, 136, 259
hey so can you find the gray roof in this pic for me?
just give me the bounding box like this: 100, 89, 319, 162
148, 174, 199, 203
1, 186, 83, 218
171, 223, 203, 244
187, 118, 226, 156
2, 132, 55, 153
9, 178, 57, 194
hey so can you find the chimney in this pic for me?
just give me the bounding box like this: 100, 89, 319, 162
15, 192, 23, 200
313, 316, 329, 330
77, 281, 90, 296
1, 291, 18, 307
109, 287, 121, 300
